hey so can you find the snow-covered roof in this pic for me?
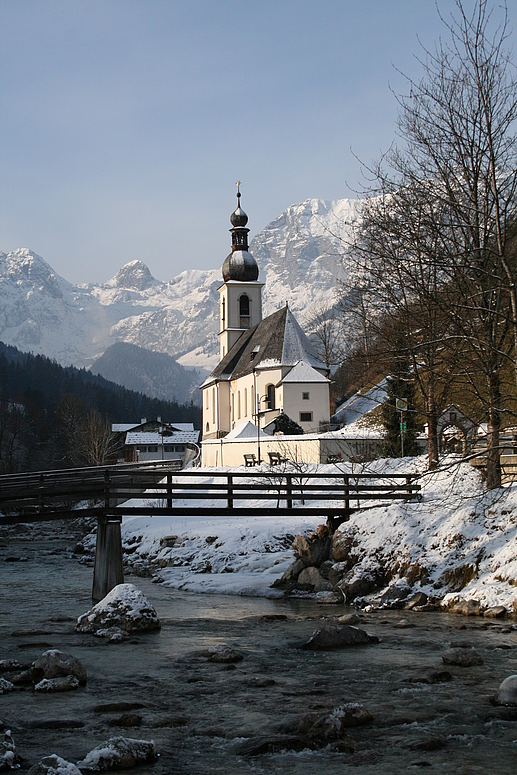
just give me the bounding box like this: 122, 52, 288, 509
112, 423, 139, 432
224, 421, 267, 440
333, 380, 387, 425
205, 305, 328, 385
281, 359, 330, 384
125, 431, 199, 445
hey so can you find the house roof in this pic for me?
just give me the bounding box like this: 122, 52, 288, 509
125, 431, 200, 445
224, 420, 267, 440
281, 359, 330, 384
202, 305, 327, 386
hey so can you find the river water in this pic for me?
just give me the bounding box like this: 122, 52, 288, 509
1, 523, 516, 774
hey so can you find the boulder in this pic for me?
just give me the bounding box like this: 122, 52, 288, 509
292, 534, 331, 567
337, 572, 383, 603
0, 679, 14, 696
0, 660, 28, 672
405, 592, 428, 610
77, 737, 157, 771
0, 730, 18, 772
441, 648, 484, 667
76, 584, 160, 635
297, 567, 322, 589
300, 624, 379, 650
376, 582, 411, 608
484, 606, 507, 619
31, 650, 86, 686
234, 736, 314, 756
202, 645, 243, 663
27, 755, 82, 775
34, 676, 80, 693
313, 578, 333, 593
278, 558, 305, 584
299, 703, 373, 741
328, 562, 349, 588
451, 599, 481, 616
496, 675, 517, 706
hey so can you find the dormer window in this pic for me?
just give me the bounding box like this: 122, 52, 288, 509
251, 345, 260, 361
239, 294, 250, 328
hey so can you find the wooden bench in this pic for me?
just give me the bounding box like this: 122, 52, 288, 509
243, 454, 257, 467
268, 452, 288, 466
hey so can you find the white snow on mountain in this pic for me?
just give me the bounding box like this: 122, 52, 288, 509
0, 197, 361, 373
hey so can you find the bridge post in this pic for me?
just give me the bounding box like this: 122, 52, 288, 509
227, 474, 233, 509
92, 515, 124, 602
286, 474, 293, 509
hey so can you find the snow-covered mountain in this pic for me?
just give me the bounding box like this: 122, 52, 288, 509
0, 197, 360, 377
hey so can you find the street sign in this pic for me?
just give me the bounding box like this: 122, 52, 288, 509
396, 398, 408, 411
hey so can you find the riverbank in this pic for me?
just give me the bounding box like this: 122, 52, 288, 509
80, 455, 517, 614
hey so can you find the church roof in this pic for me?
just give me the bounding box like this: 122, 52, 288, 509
281, 359, 330, 384
202, 305, 328, 386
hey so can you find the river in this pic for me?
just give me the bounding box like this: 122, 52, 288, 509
1, 522, 516, 774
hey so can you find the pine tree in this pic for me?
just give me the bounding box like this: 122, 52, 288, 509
382, 354, 420, 457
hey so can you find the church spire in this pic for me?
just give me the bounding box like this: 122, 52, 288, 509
222, 182, 259, 282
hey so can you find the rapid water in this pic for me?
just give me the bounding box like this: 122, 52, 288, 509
1, 523, 516, 774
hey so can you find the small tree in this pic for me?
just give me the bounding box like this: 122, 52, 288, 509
381, 350, 421, 457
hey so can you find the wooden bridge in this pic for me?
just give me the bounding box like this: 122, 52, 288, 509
0, 463, 421, 601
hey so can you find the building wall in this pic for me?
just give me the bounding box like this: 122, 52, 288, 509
218, 281, 262, 359
282, 381, 330, 433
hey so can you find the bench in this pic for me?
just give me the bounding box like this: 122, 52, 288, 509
244, 454, 257, 467
268, 452, 288, 466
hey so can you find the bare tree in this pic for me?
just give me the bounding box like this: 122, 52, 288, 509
304, 296, 346, 369
349, 0, 517, 487
74, 409, 120, 467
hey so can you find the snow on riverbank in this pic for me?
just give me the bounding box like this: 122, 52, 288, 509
88, 456, 517, 611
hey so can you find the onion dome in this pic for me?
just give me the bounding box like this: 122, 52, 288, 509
222, 182, 259, 282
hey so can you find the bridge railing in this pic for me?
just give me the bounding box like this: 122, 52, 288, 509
0, 466, 421, 531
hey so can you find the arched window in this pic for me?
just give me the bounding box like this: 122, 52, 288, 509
239, 294, 250, 328
221, 297, 225, 326
266, 383, 275, 410
205, 422, 210, 433
212, 387, 216, 425
244, 388, 248, 417
237, 391, 241, 419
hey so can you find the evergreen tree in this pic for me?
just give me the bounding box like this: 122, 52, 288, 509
382, 354, 420, 457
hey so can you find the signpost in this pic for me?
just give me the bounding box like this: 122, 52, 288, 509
396, 398, 408, 457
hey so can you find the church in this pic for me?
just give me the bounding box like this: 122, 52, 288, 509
200, 186, 331, 465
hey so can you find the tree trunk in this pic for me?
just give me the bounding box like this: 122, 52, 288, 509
486, 373, 501, 490
426, 393, 439, 470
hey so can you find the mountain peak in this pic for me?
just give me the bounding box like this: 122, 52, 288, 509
110, 260, 156, 291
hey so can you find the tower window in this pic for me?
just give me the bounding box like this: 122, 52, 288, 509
302, 392, 310, 400
221, 297, 225, 325
239, 294, 250, 328
300, 412, 313, 423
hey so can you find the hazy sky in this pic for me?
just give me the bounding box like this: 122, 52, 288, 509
1, 1, 514, 284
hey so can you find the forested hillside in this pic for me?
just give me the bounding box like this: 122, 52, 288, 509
0, 342, 201, 473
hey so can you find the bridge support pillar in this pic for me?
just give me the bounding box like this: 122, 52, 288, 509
92, 516, 124, 602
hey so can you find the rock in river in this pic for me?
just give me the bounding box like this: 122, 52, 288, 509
202, 645, 243, 663
497, 675, 517, 706
77, 737, 157, 771
76, 584, 160, 636
300, 624, 379, 650
27, 755, 82, 775
441, 648, 484, 667
31, 650, 87, 686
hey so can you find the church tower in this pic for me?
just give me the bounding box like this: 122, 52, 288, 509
218, 183, 264, 359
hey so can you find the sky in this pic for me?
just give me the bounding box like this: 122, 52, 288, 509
1, 0, 514, 285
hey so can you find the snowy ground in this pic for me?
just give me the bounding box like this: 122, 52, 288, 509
88, 456, 517, 611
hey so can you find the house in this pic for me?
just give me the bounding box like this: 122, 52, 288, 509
112, 418, 199, 466
200, 186, 331, 466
